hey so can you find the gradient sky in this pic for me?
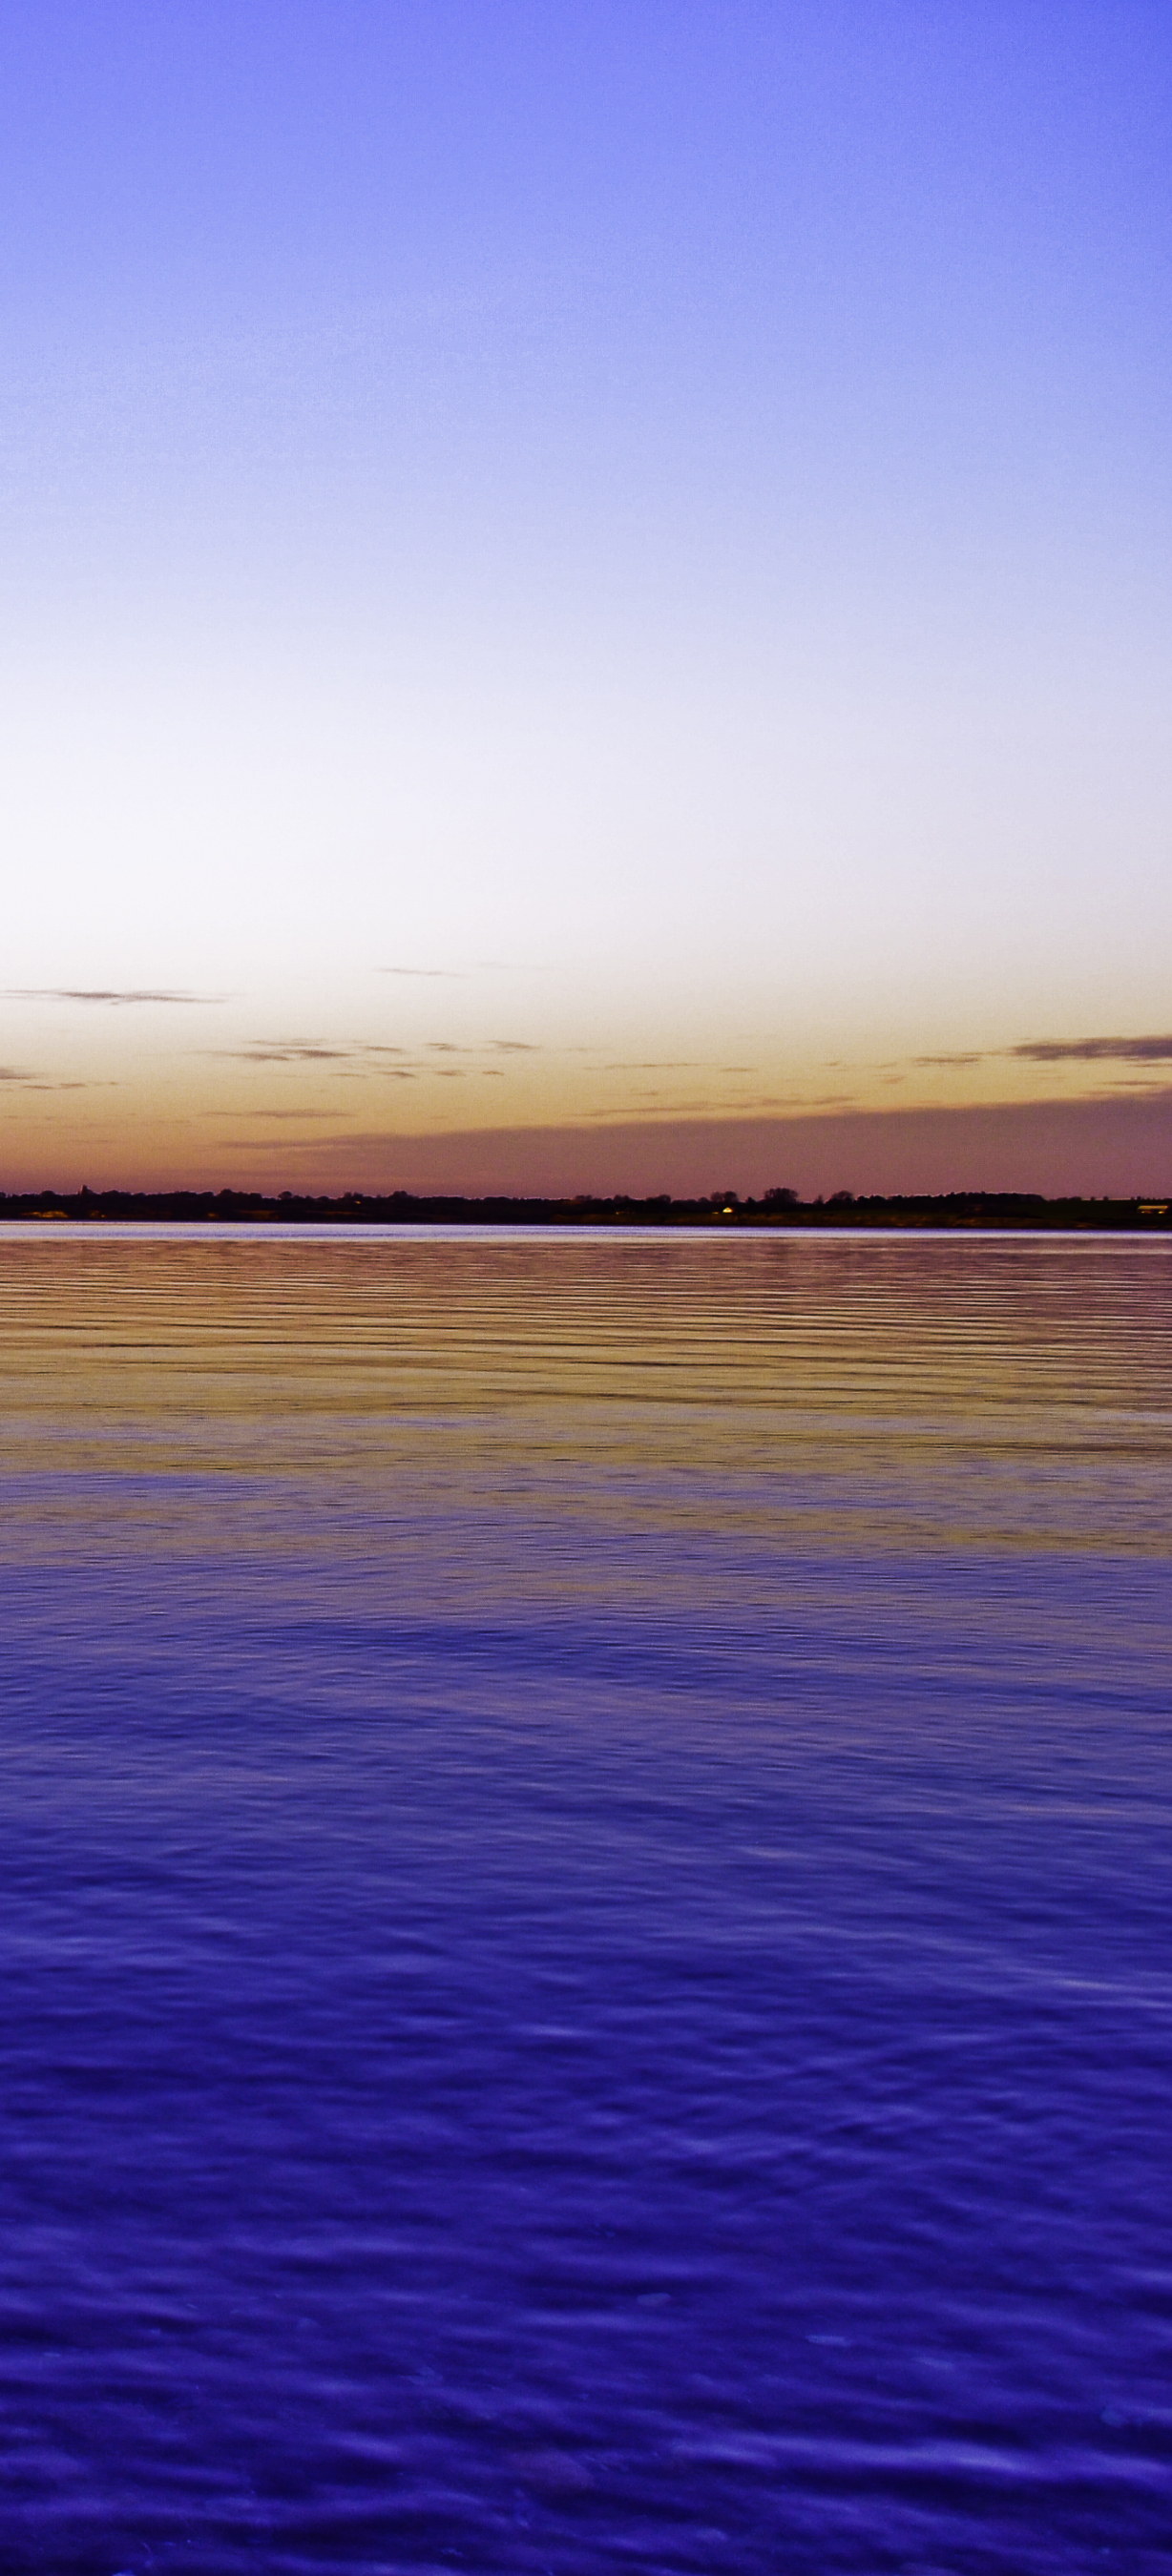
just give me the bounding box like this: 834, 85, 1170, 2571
2, 1, 1170, 1192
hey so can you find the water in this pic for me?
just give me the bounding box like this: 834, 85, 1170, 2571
0, 1224, 1169, 2574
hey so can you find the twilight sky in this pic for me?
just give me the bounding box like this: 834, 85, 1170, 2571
2, 0, 1170, 1194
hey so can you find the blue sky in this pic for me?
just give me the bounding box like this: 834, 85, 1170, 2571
2, 1, 1170, 1190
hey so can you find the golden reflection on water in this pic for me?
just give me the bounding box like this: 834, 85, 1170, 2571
0, 1227, 1169, 1587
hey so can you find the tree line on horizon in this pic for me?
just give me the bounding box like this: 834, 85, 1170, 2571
0, 1184, 1167, 1228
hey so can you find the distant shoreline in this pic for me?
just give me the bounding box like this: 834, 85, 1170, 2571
2, 1188, 1169, 1231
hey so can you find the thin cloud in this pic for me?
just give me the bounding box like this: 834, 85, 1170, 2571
596, 1091, 863, 1118
208, 1043, 350, 1063
489, 1039, 539, 1053
216, 1127, 481, 1155
207, 1040, 427, 1073
0, 1066, 32, 1082
741, 1091, 862, 1111
4, 987, 223, 1005
580, 1097, 742, 1120
1011, 1034, 1172, 1062
218, 1135, 332, 1151
913, 1051, 985, 1067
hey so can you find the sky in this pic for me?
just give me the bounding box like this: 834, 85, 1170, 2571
2, 0, 1170, 1195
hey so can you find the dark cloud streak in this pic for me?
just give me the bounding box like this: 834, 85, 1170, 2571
1012, 1034, 1172, 1063
207, 1044, 350, 1063
5, 987, 222, 1006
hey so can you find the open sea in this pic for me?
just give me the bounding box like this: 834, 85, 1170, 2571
0, 1222, 1169, 2575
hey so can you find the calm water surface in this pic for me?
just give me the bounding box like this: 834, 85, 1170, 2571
1, 1226, 1169, 2574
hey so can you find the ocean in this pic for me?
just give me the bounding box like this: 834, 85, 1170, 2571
0, 1224, 1168, 2573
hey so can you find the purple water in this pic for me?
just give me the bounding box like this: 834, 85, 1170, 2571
1, 1226, 1169, 2572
